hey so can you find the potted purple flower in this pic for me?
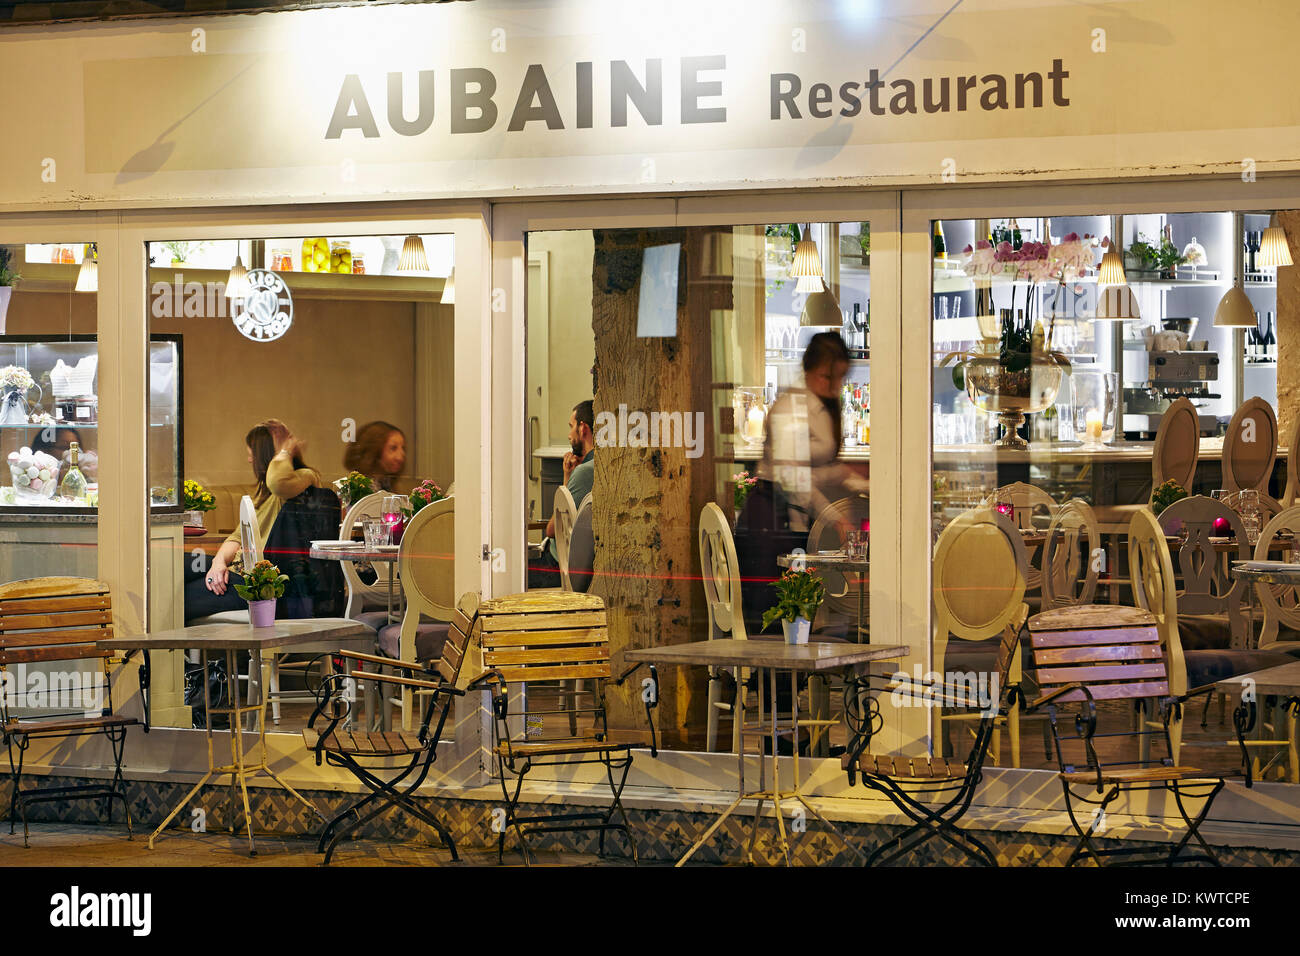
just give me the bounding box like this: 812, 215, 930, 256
234, 559, 288, 628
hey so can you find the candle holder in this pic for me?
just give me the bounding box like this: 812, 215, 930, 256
1070, 370, 1118, 448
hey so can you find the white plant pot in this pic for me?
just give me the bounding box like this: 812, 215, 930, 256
781, 616, 811, 645
0, 286, 10, 334
185, 510, 205, 528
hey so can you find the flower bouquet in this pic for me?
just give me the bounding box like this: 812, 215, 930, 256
733, 470, 758, 515
182, 478, 216, 527
405, 479, 447, 517
0, 365, 36, 426
334, 471, 374, 510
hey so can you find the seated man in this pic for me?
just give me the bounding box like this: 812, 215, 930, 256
528, 400, 595, 589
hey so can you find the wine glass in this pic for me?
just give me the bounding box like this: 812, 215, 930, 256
1239, 490, 1261, 548
381, 495, 402, 544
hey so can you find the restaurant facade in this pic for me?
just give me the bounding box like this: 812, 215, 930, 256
4, 0, 1300, 864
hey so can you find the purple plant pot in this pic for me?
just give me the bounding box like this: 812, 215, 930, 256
248, 599, 276, 628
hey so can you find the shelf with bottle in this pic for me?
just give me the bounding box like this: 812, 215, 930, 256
1244, 309, 1278, 365
841, 381, 871, 448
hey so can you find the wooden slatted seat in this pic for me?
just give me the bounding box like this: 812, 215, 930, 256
472, 590, 658, 865
1024, 509, 1226, 867
842, 753, 967, 781
0, 577, 141, 847
303, 592, 481, 864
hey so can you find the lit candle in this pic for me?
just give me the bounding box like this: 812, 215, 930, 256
1085, 409, 1104, 443
745, 405, 765, 440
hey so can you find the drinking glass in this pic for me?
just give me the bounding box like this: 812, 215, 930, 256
1239, 490, 1261, 547
363, 517, 389, 550
846, 530, 868, 560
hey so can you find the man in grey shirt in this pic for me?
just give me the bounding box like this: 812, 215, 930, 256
528, 400, 595, 588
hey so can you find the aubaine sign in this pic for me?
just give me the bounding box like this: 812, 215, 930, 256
325, 58, 1071, 140
4, 0, 1300, 208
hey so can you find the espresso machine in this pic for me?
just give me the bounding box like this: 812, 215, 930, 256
1121, 317, 1220, 438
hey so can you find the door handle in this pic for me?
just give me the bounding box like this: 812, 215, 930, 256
528, 416, 541, 481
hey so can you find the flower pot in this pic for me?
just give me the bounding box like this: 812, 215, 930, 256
248, 599, 276, 628
781, 616, 811, 645
0, 286, 11, 334
185, 510, 205, 529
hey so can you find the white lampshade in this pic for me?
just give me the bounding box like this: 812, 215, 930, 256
1097, 249, 1127, 286
1095, 284, 1140, 321
440, 268, 455, 304
799, 281, 842, 327
790, 236, 823, 294
1258, 223, 1293, 269
74, 246, 98, 293
224, 255, 249, 299
1213, 284, 1258, 327
397, 234, 429, 273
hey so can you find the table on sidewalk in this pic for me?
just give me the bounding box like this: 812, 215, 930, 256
625, 638, 908, 866
310, 544, 402, 624
1214, 659, 1300, 785
98, 618, 375, 855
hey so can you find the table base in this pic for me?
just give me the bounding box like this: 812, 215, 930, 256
148, 648, 325, 856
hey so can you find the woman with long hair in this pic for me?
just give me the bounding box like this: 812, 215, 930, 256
342, 421, 406, 492
185, 421, 321, 619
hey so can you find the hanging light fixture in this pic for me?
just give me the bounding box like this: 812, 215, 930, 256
224, 252, 249, 299
1258, 212, 1293, 269
788, 224, 824, 294
74, 243, 98, 293
1097, 245, 1127, 287
397, 234, 429, 273
440, 268, 455, 304
1095, 284, 1140, 321
1213, 283, 1257, 327
799, 279, 842, 327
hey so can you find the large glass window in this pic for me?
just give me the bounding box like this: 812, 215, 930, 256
145, 232, 454, 731
526, 220, 872, 757
930, 209, 1290, 781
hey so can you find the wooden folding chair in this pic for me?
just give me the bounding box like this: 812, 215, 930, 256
0, 577, 143, 847
473, 591, 658, 865
303, 592, 480, 864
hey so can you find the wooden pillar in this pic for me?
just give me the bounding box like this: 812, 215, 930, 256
1275, 210, 1300, 449
591, 228, 724, 749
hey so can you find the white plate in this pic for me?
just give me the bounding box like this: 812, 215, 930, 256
311, 539, 363, 549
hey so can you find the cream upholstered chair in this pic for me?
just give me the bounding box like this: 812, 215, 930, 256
388, 496, 456, 730
1223, 397, 1279, 496
338, 491, 396, 625
552, 485, 579, 592
932, 507, 1027, 768
699, 501, 748, 753
1093, 396, 1201, 602
1040, 498, 1101, 609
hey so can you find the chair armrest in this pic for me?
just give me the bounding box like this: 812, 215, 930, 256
338, 649, 433, 673
466, 669, 509, 719
1026, 682, 1086, 712
351, 669, 443, 691
613, 661, 659, 758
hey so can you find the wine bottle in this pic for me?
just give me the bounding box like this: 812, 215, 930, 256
933, 221, 947, 260
58, 441, 88, 501
1010, 218, 1022, 250
1249, 230, 1260, 277
1265, 311, 1276, 359
864, 300, 871, 351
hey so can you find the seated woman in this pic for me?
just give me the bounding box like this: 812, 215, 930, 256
342, 420, 407, 492
184, 423, 322, 622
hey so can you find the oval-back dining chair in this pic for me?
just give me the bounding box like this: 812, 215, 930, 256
1156, 495, 1249, 649
552, 485, 579, 592
699, 501, 747, 753
984, 482, 1055, 596
1128, 507, 1189, 761
339, 491, 395, 621
806, 493, 870, 634
1253, 505, 1300, 651
390, 495, 456, 730
1040, 498, 1101, 609
1223, 397, 1279, 495
1154, 396, 1201, 492
933, 506, 1027, 767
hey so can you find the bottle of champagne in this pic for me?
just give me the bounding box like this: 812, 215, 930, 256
58, 441, 88, 501
933, 221, 946, 260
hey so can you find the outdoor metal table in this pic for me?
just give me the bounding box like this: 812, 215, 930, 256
624, 638, 908, 866
98, 618, 374, 855
311, 544, 402, 624
1214, 657, 1300, 785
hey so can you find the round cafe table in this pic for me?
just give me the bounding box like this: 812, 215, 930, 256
310, 545, 402, 624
